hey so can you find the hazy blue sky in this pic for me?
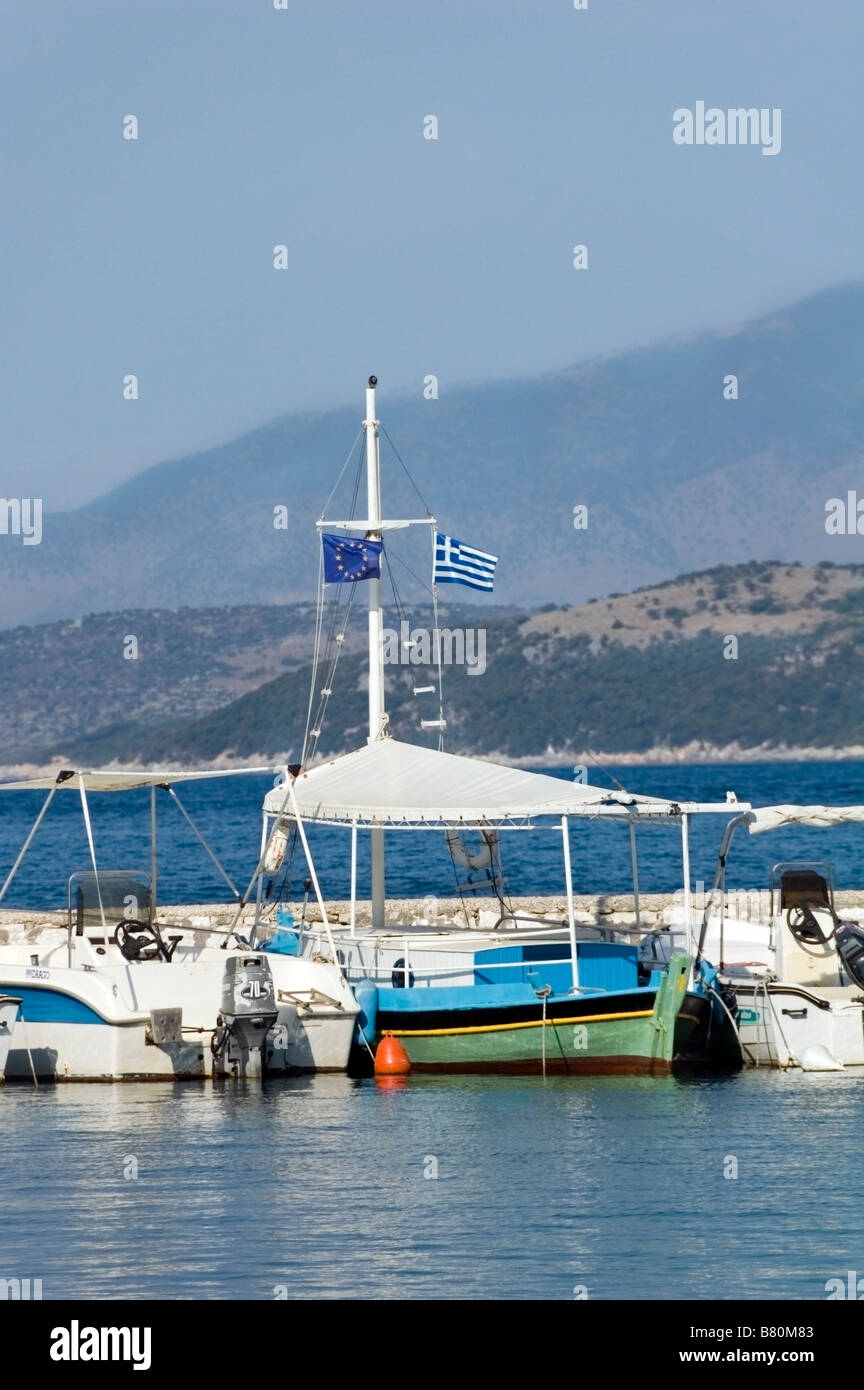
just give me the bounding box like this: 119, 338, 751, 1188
1, 0, 860, 506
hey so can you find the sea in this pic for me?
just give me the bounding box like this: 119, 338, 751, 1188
1, 759, 863, 908
2, 759, 864, 1302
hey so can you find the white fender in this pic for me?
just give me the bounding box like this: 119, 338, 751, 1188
264, 823, 291, 874
800, 1045, 844, 1072
445, 827, 500, 873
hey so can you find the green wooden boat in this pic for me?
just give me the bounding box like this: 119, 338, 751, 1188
375, 951, 704, 1075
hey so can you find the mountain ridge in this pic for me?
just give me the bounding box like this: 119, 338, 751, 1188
2, 282, 863, 625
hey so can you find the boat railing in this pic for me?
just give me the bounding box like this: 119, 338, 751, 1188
491, 913, 619, 937
301, 933, 639, 992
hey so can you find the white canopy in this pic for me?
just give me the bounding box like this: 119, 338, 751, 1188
0, 767, 272, 794
748, 804, 864, 835
263, 739, 723, 827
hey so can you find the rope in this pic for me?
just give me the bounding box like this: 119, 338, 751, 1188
447, 840, 472, 928
764, 983, 796, 1069
302, 587, 357, 764
21, 1016, 38, 1087
705, 984, 748, 1068
431, 526, 445, 750
301, 540, 326, 763
755, 980, 775, 1066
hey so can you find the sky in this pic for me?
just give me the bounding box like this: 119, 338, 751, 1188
0, 0, 861, 507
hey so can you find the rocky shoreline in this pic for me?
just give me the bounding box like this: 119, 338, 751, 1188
5, 891, 864, 936
2, 745, 864, 783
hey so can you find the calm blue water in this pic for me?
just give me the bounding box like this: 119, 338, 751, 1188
4, 761, 864, 1302
1, 760, 862, 910
2, 1070, 863, 1301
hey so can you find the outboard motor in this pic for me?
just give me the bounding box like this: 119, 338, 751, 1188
212, 955, 278, 1078
835, 924, 864, 991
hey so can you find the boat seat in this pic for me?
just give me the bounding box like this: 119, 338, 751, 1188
779, 869, 830, 911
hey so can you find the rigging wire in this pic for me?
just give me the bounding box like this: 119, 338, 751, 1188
379, 424, 434, 516
430, 530, 445, 750
386, 541, 435, 596
581, 748, 629, 794
301, 540, 326, 764
303, 414, 515, 916
302, 440, 366, 766
318, 427, 365, 520
382, 546, 409, 627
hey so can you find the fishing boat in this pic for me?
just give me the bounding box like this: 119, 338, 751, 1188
245, 376, 747, 1076
681, 805, 864, 1071
0, 769, 358, 1081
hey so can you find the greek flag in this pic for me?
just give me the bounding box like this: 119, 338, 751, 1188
433, 533, 498, 591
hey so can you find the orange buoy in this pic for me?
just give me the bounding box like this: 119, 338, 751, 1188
374, 1032, 411, 1075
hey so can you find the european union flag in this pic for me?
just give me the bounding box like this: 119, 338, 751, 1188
322, 533, 383, 583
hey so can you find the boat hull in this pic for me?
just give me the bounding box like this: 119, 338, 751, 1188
383, 1011, 698, 1076
377, 953, 701, 1076
3, 1012, 355, 1081
0, 954, 357, 1081
731, 981, 864, 1070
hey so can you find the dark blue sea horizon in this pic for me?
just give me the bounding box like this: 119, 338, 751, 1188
0, 759, 862, 911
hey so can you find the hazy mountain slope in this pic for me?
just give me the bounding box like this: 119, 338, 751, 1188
2, 283, 863, 625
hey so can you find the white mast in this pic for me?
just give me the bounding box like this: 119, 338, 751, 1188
365, 375, 386, 929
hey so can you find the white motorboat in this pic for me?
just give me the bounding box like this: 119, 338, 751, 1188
652, 805, 864, 1071
0, 769, 358, 1081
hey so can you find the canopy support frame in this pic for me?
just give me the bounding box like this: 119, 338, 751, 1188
78, 775, 106, 932
629, 819, 641, 928
561, 816, 580, 991
0, 785, 57, 907
285, 777, 342, 972
349, 820, 358, 938
165, 787, 241, 901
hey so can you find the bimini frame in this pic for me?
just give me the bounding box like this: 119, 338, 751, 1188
0, 766, 301, 959
247, 767, 749, 993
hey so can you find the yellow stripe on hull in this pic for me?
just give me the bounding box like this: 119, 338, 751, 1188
390, 1008, 654, 1038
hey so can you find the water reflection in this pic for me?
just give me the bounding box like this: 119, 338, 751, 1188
2, 1069, 862, 1299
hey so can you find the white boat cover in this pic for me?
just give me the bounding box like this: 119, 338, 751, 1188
748, 804, 864, 835
264, 739, 678, 826
0, 768, 272, 794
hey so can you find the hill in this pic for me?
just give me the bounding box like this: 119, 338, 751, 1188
9, 561, 864, 768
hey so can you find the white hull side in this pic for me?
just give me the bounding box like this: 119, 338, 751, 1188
0, 949, 357, 1081
5, 1011, 355, 1081
734, 985, 864, 1070
654, 916, 864, 1070
0, 997, 20, 1081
